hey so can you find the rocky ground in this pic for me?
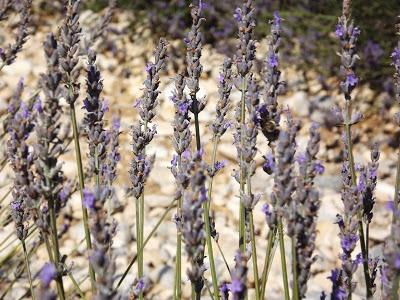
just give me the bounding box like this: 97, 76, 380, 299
0, 4, 398, 300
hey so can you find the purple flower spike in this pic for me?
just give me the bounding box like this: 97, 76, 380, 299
214, 160, 226, 172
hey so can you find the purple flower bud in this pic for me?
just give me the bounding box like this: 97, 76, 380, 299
20, 101, 29, 118
83, 189, 95, 210
214, 160, 226, 172
228, 278, 244, 294
34, 98, 43, 113
145, 63, 153, 74
314, 162, 325, 175
346, 74, 358, 88
261, 203, 271, 218
39, 263, 57, 287
233, 7, 242, 22
171, 155, 178, 168
267, 53, 278, 68
335, 24, 345, 38
112, 117, 121, 131
102, 99, 109, 113
391, 47, 400, 63
273, 11, 281, 25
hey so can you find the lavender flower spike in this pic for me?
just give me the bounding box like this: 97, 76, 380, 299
211, 58, 233, 139
137, 38, 168, 125
259, 11, 285, 144
86, 187, 121, 300
0, 0, 32, 69
186, 1, 206, 117
59, 0, 82, 105
7, 86, 35, 242
83, 50, 108, 180
229, 250, 248, 300
234, 0, 256, 79
182, 150, 208, 297
289, 123, 322, 299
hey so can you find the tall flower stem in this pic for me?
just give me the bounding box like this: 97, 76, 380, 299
260, 228, 277, 299
117, 198, 177, 289
192, 96, 201, 152
139, 192, 145, 300
174, 156, 183, 299
278, 217, 290, 300
48, 196, 65, 300
394, 151, 400, 209
249, 212, 260, 300
239, 79, 247, 252
344, 100, 372, 298
70, 103, 96, 292
21, 240, 34, 300
291, 236, 299, 300
204, 137, 220, 299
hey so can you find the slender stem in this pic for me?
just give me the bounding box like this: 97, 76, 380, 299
116, 198, 177, 289
249, 212, 260, 300
204, 137, 220, 299
135, 196, 142, 282
215, 239, 231, 274
66, 269, 86, 299
70, 104, 96, 292
139, 193, 144, 300
49, 197, 66, 300
21, 240, 35, 300
260, 228, 278, 299
278, 218, 290, 300
291, 236, 299, 300
344, 100, 372, 298
394, 149, 400, 210
239, 79, 247, 252
191, 94, 201, 151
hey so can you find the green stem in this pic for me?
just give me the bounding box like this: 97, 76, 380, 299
215, 239, 231, 274
291, 236, 299, 300
394, 149, 400, 210
139, 193, 144, 300
70, 103, 96, 293
278, 218, 290, 300
204, 137, 220, 299
191, 94, 201, 151
239, 79, 247, 252
49, 197, 66, 300
66, 269, 86, 299
135, 196, 142, 282
21, 240, 35, 300
116, 198, 177, 289
249, 212, 260, 300
260, 227, 278, 299
344, 100, 372, 298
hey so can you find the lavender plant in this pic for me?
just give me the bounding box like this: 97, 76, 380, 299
130, 37, 167, 300
233, 0, 256, 259
335, 1, 373, 296
7, 83, 35, 299
58, 0, 97, 292
170, 73, 192, 299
